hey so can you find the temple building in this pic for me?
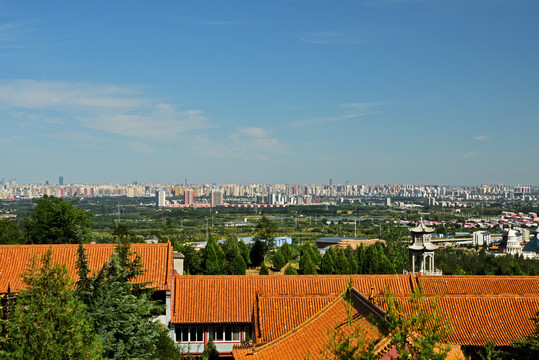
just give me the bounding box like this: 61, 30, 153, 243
408, 219, 442, 275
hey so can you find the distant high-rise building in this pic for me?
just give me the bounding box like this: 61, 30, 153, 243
329, 178, 332, 186
59, 176, 64, 186
211, 190, 223, 207
184, 189, 194, 206
155, 190, 166, 208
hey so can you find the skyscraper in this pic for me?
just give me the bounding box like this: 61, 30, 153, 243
184, 189, 194, 206
59, 176, 64, 186
155, 190, 166, 208
211, 190, 223, 207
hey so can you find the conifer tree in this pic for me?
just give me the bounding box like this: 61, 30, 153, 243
238, 239, 250, 266
203, 238, 224, 275
250, 238, 266, 267
348, 253, 359, 274
272, 250, 286, 271
335, 248, 349, 274
230, 253, 247, 275
284, 265, 298, 275
4, 250, 101, 360
201, 337, 219, 360
259, 262, 269, 275
76, 244, 167, 360
280, 242, 293, 262
356, 244, 366, 274
320, 250, 335, 274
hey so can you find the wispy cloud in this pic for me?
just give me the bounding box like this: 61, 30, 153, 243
474, 134, 490, 141
289, 102, 385, 127
0, 80, 210, 144
465, 152, 479, 158
189, 126, 289, 160
0, 21, 37, 42
297, 30, 365, 45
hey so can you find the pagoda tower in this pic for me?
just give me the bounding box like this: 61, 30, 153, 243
408, 219, 441, 275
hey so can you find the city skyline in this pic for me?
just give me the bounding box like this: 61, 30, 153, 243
1, 1, 538, 185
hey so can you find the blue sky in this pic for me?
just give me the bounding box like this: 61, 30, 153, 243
1, 0, 538, 185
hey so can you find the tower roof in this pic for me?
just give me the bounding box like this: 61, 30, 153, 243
410, 219, 434, 234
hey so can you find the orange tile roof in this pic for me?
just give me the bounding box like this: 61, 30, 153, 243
385, 295, 539, 346
255, 293, 338, 343
233, 289, 387, 360
172, 274, 415, 324
0, 243, 174, 292
417, 275, 539, 296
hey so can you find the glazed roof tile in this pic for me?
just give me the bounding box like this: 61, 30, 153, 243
172, 274, 415, 324
255, 293, 338, 343
417, 275, 539, 296
386, 295, 539, 346
233, 289, 386, 360
0, 243, 173, 292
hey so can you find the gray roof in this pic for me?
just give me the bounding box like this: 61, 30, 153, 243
523, 236, 539, 253
315, 237, 368, 244
409, 220, 434, 233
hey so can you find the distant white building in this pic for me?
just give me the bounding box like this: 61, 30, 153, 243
156, 189, 166, 208
473, 231, 491, 246
498, 228, 522, 256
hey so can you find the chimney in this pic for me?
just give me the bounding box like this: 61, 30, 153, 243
173, 251, 184, 275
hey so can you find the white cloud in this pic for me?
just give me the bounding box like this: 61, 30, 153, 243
474, 134, 490, 141
0, 80, 210, 142
289, 102, 384, 127
189, 126, 289, 160
465, 152, 478, 158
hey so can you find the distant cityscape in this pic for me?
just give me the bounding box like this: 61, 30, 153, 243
0, 178, 536, 207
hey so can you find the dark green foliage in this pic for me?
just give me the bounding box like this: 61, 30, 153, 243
23, 195, 94, 244
319, 250, 335, 274
280, 242, 293, 262
284, 265, 298, 275
230, 253, 247, 275
174, 242, 203, 275
364, 243, 394, 274
0, 218, 23, 244
3, 250, 101, 360
76, 244, 165, 360
347, 253, 359, 274
299, 242, 318, 275
356, 244, 366, 274
334, 248, 349, 274
259, 262, 269, 275
250, 238, 266, 267
201, 337, 219, 360
112, 223, 132, 243
272, 250, 286, 271
513, 310, 539, 359
436, 250, 539, 276
203, 237, 225, 275
154, 329, 183, 360
255, 216, 277, 245
382, 223, 409, 274
238, 240, 250, 265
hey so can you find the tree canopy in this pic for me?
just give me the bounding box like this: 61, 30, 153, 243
23, 195, 94, 244
2, 250, 101, 360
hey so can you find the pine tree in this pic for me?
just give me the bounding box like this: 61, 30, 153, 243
230, 254, 247, 275
272, 250, 286, 271
238, 239, 251, 266
320, 250, 335, 274
280, 242, 293, 262
284, 265, 298, 275
250, 238, 266, 267
334, 248, 349, 275
201, 337, 219, 360
347, 253, 359, 274
203, 238, 224, 275
259, 262, 270, 275
356, 244, 366, 274
76, 244, 166, 360
4, 250, 101, 360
